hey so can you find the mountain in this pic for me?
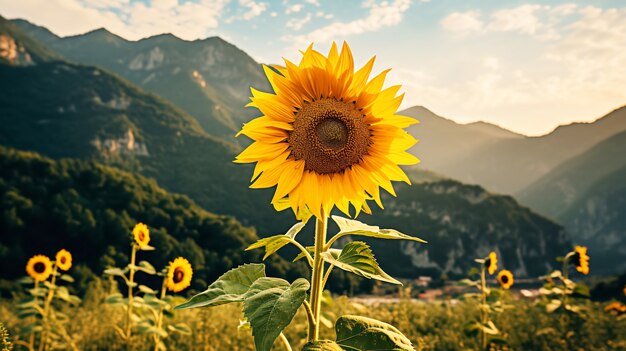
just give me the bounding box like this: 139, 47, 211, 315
0, 146, 300, 292
404, 105, 626, 194
518, 131, 626, 274
0, 16, 59, 64
0, 22, 573, 280
366, 180, 570, 279
404, 106, 523, 174
12, 19, 270, 141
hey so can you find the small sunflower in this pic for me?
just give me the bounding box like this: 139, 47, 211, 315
26, 255, 53, 282
497, 270, 514, 289
165, 257, 193, 293
132, 223, 150, 247
485, 251, 498, 275
55, 249, 72, 271
235, 42, 419, 219
571, 246, 589, 275
604, 301, 626, 315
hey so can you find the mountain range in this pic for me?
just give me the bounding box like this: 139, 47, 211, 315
12, 19, 270, 142
1, 15, 623, 279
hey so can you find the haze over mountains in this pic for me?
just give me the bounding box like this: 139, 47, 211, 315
1, 15, 624, 278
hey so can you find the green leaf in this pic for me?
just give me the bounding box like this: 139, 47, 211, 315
243, 277, 309, 351
103, 267, 127, 276
138, 285, 158, 295
167, 323, 192, 335
175, 263, 265, 310
246, 222, 307, 260
331, 216, 426, 243
293, 246, 315, 262
136, 261, 157, 275
59, 274, 74, 283
302, 340, 344, 351
546, 299, 562, 313
335, 315, 415, 351
323, 241, 401, 285
573, 283, 590, 297
105, 293, 125, 305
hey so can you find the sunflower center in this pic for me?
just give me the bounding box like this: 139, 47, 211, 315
572, 253, 581, 267
138, 231, 145, 242
173, 268, 184, 283
316, 118, 348, 150
501, 275, 509, 284
289, 98, 371, 174
60, 257, 66, 264
34, 262, 45, 273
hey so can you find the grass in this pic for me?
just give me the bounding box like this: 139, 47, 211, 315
1, 279, 624, 351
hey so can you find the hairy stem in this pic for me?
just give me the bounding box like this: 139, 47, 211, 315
126, 244, 138, 342
39, 264, 58, 351
153, 275, 168, 351
480, 265, 487, 351
279, 332, 293, 351
308, 211, 328, 342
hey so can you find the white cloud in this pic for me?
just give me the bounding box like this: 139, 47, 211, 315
283, 0, 411, 47
286, 13, 313, 31
304, 0, 320, 6
440, 10, 483, 33
285, 4, 304, 14
239, 0, 268, 20
0, 0, 229, 40
405, 5, 626, 135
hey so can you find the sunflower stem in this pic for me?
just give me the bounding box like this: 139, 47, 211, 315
308, 211, 328, 342
125, 244, 138, 342
39, 264, 57, 351
153, 275, 168, 351
480, 265, 487, 351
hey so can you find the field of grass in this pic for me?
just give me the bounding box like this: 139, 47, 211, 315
1, 278, 625, 351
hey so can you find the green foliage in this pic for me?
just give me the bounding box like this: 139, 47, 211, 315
243, 277, 309, 351
176, 263, 266, 310
0, 322, 12, 351
334, 315, 415, 351
0, 147, 295, 295
323, 242, 400, 285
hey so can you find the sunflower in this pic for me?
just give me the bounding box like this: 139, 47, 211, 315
26, 255, 53, 282
604, 301, 626, 315
497, 270, 514, 289
55, 249, 72, 271
132, 223, 150, 247
234, 42, 419, 218
165, 257, 193, 293
571, 246, 589, 275
485, 251, 498, 275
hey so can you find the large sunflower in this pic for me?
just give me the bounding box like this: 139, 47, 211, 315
165, 257, 193, 293
497, 270, 514, 289
572, 246, 589, 275
56, 249, 72, 271
485, 251, 498, 275
26, 255, 53, 282
132, 223, 150, 248
235, 42, 419, 218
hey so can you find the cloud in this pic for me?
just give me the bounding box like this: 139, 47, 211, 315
286, 13, 313, 31
405, 5, 626, 135
285, 4, 304, 14
440, 10, 483, 33
283, 0, 411, 47
0, 0, 229, 40
441, 4, 578, 40
239, 0, 268, 20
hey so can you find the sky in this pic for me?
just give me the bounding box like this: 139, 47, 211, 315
2, 0, 626, 136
